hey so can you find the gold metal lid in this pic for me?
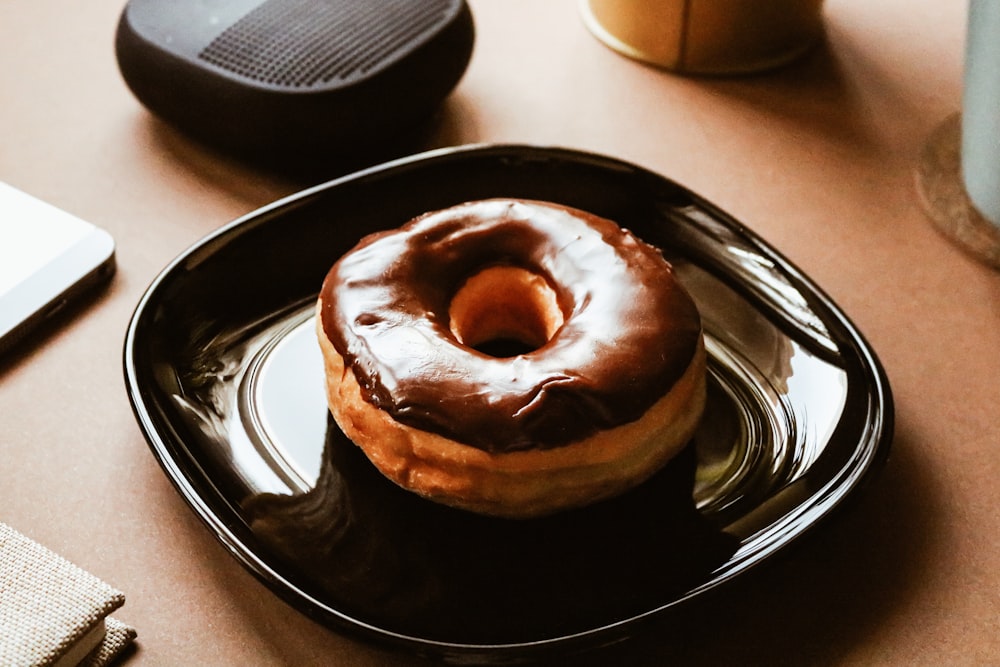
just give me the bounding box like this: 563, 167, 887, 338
581, 0, 825, 75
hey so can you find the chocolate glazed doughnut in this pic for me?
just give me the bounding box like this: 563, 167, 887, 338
317, 199, 707, 518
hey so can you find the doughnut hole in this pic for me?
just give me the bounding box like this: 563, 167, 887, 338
448, 265, 565, 357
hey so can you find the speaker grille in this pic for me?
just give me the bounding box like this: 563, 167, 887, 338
198, 0, 457, 89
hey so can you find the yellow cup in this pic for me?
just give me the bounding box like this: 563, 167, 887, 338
580, 0, 825, 75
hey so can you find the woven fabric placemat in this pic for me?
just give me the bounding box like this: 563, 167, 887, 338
0, 522, 136, 667
81, 618, 137, 667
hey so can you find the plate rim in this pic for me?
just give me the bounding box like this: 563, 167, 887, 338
122, 142, 894, 661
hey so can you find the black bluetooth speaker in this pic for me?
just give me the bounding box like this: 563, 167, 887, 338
115, 0, 474, 165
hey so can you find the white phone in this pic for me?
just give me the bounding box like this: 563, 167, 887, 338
0, 182, 116, 355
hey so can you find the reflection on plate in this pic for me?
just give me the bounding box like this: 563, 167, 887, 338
123, 144, 892, 663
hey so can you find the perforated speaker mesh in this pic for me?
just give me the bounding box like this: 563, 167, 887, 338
198, 0, 456, 89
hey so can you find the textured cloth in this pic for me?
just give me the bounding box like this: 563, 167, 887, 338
0, 522, 135, 667
80, 618, 137, 667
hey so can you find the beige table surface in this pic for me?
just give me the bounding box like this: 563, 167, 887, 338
2, 0, 999, 665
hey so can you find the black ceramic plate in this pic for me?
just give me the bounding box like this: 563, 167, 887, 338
123, 144, 892, 663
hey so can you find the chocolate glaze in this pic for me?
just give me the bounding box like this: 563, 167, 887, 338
318, 199, 702, 453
